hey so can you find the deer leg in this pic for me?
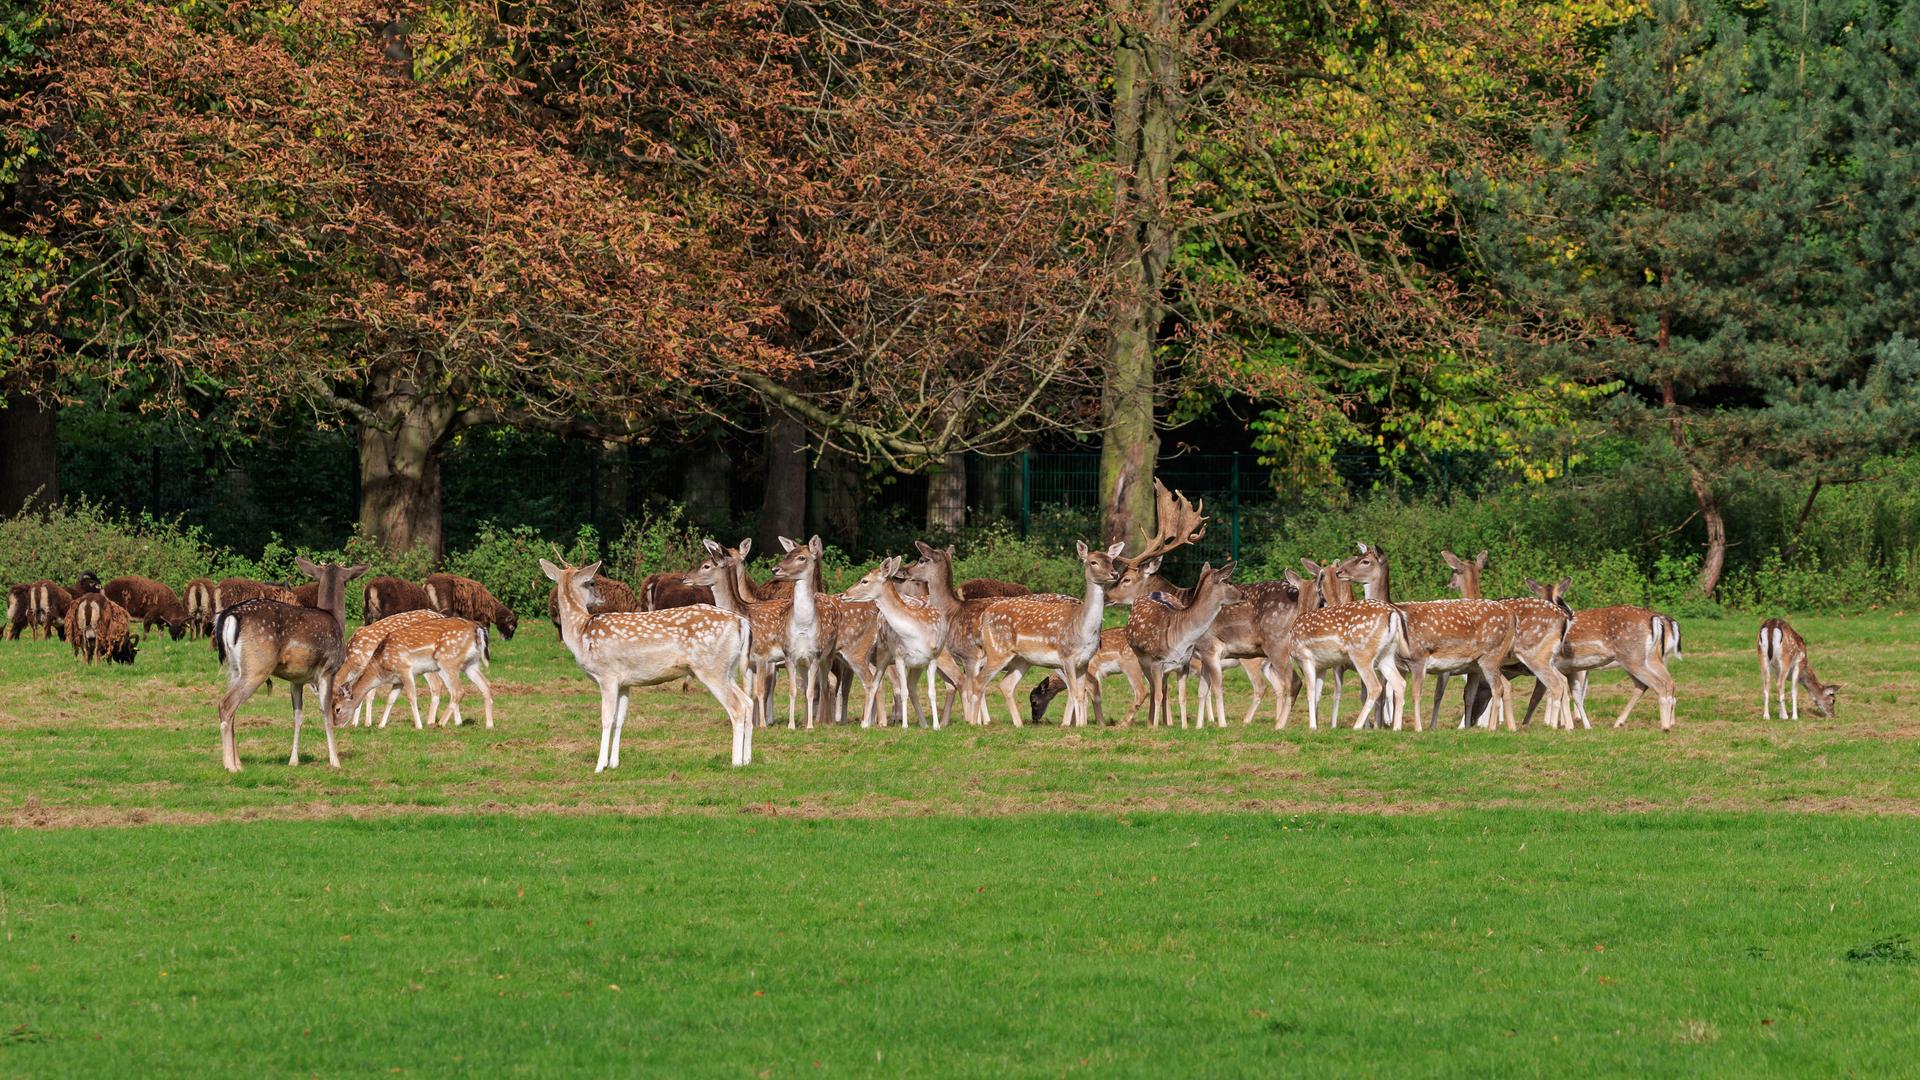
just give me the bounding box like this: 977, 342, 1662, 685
288, 681, 305, 766
608, 690, 630, 769
1301, 662, 1322, 731
594, 681, 618, 772
319, 676, 341, 768
1380, 653, 1409, 732
1760, 653, 1773, 720
1789, 658, 1801, 720
1611, 676, 1649, 729
787, 661, 800, 730
803, 659, 819, 731
1239, 659, 1265, 726
467, 661, 495, 730
218, 672, 262, 773
1328, 669, 1344, 729
1351, 657, 1384, 731
1571, 670, 1591, 729
1176, 669, 1191, 729
404, 674, 424, 730
442, 664, 466, 728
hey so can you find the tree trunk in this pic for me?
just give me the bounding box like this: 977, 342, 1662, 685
358, 376, 458, 557
0, 392, 58, 515
755, 410, 808, 553
1098, 0, 1178, 553
682, 437, 734, 525
1661, 377, 1725, 596
1781, 476, 1823, 563
927, 451, 967, 533
815, 448, 863, 549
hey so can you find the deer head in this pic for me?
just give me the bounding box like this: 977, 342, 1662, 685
841, 556, 905, 603
1441, 549, 1488, 598
295, 557, 369, 630
1335, 543, 1389, 600
540, 558, 605, 612
1525, 577, 1573, 605
772, 535, 826, 584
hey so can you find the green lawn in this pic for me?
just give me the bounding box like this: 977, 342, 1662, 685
2, 613, 1918, 1074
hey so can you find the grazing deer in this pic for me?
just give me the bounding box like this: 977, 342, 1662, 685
66, 592, 139, 665
683, 542, 791, 729
1522, 578, 1679, 730
1114, 560, 1243, 728
183, 578, 217, 638
972, 541, 1128, 728
1028, 626, 1147, 726
1273, 565, 1409, 731
26, 580, 73, 641
363, 576, 433, 625
1758, 618, 1837, 720
424, 574, 519, 640
547, 573, 639, 630
332, 616, 494, 731
336, 609, 446, 728
1440, 550, 1575, 732
212, 558, 368, 772
770, 536, 845, 729
1336, 544, 1515, 732
840, 556, 958, 728
104, 576, 190, 641
542, 558, 755, 769
214, 577, 297, 611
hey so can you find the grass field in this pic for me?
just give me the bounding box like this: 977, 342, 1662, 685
3, 612, 1919, 1074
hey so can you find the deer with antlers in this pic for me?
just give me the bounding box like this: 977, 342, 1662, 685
543, 558, 755, 769
1520, 578, 1678, 730
212, 558, 367, 772
1758, 617, 1839, 720
1334, 544, 1516, 732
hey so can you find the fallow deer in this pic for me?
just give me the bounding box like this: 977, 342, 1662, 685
336, 609, 446, 728
770, 536, 845, 730
214, 577, 297, 612
1103, 558, 1291, 727
332, 616, 493, 730
103, 576, 190, 641
212, 558, 367, 772
1758, 618, 1838, 719
363, 576, 433, 625
1116, 560, 1244, 728
1337, 544, 1515, 732
841, 556, 955, 728
1439, 550, 1575, 732
1522, 578, 1679, 730
972, 540, 1127, 728
542, 558, 755, 769
65, 592, 139, 665
901, 542, 1007, 725
682, 542, 791, 729
1273, 566, 1410, 731
1028, 626, 1147, 726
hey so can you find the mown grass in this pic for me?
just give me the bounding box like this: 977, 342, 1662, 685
2, 813, 1917, 1076
4, 612, 1919, 1074
1, 614, 1917, 822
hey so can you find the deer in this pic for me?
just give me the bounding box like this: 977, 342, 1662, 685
65, 592, 139, 665
1758, 618, 1839, 720
332, 616, 493, 731
900, 542, 1009, 725
183, 578, 217, 638
424, 574, 519, 640
542, 558, 755, 769
640, 570, 715, 611
1335, 544, 1516, 732
1101, 555, 1290, 728
1521, 578, 1679, 730
363, 576, 433, 625
336, 609, 447, 728
103, 576, 190, 641
840, 556, 958, 728
769, 536, 845, 729
1272, 563, 1410, 731
1438, 550, 1574, 731
1028, 626, 1147, 725
970, 540, 1128, 728
212, 558, 368, 772
1113, 559, 1244, 729
681, 541, 791, 729
547, 573, 639, 630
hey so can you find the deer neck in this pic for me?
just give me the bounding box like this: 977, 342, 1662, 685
1457, 569, 1483, 600
554, 583, 594, 660
1359, 566, 1392, 604
920, 563, 962, 617
705, 567, 746, 614
874, 580, 939, 647
1167, 581, 1227, 656
1071, 569, 1110, 647
789, 568, 821, 628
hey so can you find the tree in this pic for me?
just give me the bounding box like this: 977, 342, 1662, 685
22, 0, 780, 554
0, 0, 59, 514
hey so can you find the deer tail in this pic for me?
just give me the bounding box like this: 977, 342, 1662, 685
477, 625, 491, 665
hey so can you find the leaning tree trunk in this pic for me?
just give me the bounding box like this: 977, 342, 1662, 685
0, 391, 58, 515
358, 377, 458, 558
1661, 376, 1726, 596
1098, 0, 1178, 553
755, 409, 808, 554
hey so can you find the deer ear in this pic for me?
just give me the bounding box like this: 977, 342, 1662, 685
539, 559, 564, 582
703, 539, 723, 556
778, 536, 798, 552
1075, 540, 1090, 559
1105, 541, 1126, 558
1441, 550, 1462, 569
737, 538, 752, 558
1218, 559, 1235, 579
1301, 557, 1321, 574
808, 535, 823, 556
1140, 556, 1162, 577
1475, 549, 1489, 569
1283, 570, 1302, 588
1525, 577, 1546, 594
580, 561, 603, 580
913, 540, 933, 558
1555, 576, 1572, 597
294, 556, 321, 579
344, 564, 369, 581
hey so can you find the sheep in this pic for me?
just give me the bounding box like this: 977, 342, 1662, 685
5, 583, 31, 640
183, 578, 217, 638
423, 574, 519, 640
103, 576, 191, 640
546, 573, 640, 630
65, 592, 139, 665
26, 580, 73, 641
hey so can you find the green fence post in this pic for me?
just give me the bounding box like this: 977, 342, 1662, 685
588, 443, 605, 560
1230, 452, 1241, 563
1019, 450, 1031, 539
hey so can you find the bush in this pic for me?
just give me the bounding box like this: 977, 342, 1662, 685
0, 500, 220, 589
442, 523, 597, 621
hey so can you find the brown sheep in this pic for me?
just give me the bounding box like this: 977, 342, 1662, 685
956, 577, 1030, 600
104, 576, 191, 640
363, 576, 433, 625
423, 573, 519, 640
183, 578, 217, 638
546, 573, 640, 629
66, 592, 138, 665
5, 583, 31, 640
214, 578, 298, 612
26, 580, 73, 640
71, 571, 101, 596
640, 571, 714, 610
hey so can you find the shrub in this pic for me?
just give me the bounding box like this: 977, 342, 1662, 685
0, 500, 219, 588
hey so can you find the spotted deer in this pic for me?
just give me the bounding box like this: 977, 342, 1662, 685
335, 609, 446, 728
1758, 618, 1837, 720
1523, 578, 1679, 730
1103, 557, 1291, 727
542, 558, 755, 769
1273, 564, 1410, 731
967, 541, 1127, 728
1439, 550, 1575, 731
901, 542, 1009, 725
840, 556, 955, 729
682, 541, 791, 729
1027, 626, 1147, 726
1336, 544, 1515, 732
332, 616, 493, 731
770, 536, 846, 730
1115, 560, 1244, 728
212, 559, 368, 772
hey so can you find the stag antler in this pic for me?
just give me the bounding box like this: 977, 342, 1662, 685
1120, 480, 1209, 568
